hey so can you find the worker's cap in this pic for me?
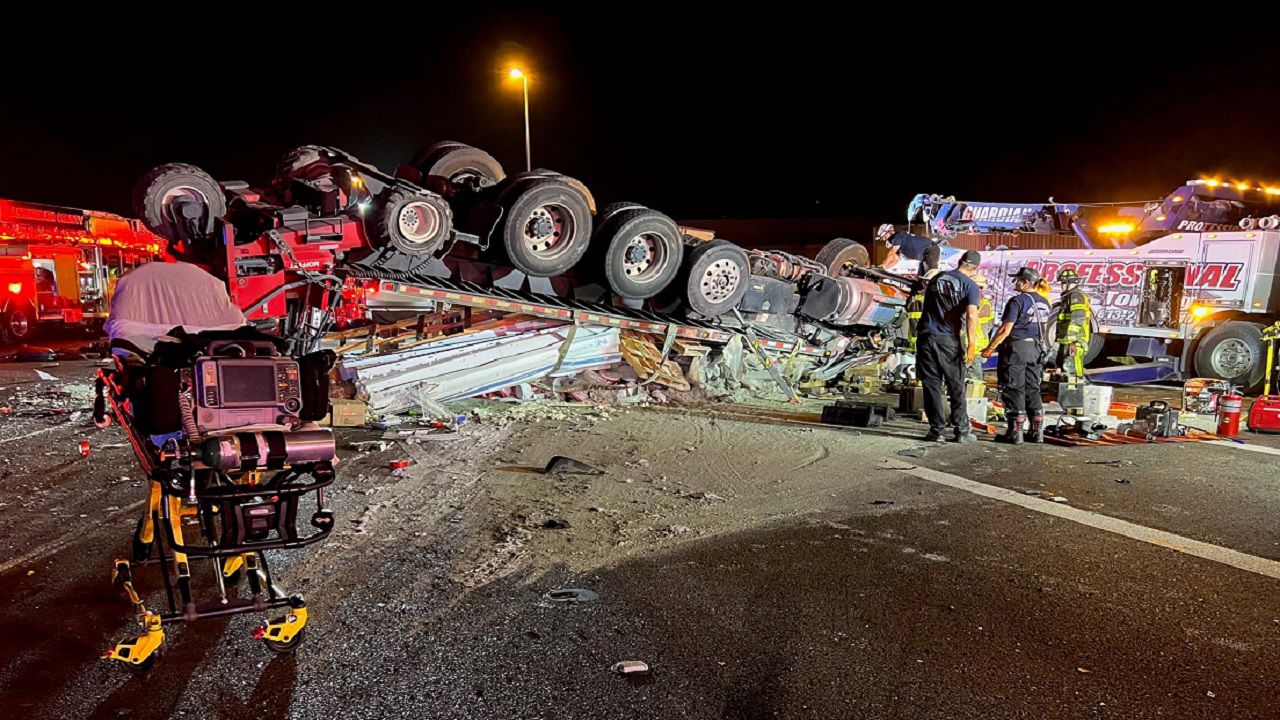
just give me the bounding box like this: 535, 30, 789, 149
959, 249, 981, 267
1009, 266, 1041, 284
875, 223, 896, 239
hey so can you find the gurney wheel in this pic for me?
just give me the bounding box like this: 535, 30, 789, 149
131, 518, 152, 562
121, 652, 159, 674
263, 628, 306, 654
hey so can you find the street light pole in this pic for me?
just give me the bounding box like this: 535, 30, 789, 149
509, 67, 531, 171
521, 72, 531, 172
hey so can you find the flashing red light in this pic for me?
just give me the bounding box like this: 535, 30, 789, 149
6, 282, 21, 294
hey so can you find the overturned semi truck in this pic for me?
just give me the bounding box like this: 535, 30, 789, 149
132, 143, 910, 382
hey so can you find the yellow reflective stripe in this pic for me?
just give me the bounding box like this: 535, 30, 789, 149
1069, 304, 1089, 310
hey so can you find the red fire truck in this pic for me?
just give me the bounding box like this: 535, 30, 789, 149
0, 198, 165, 342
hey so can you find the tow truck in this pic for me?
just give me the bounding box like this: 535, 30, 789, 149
0, 198, 164, 342
894, 181, 1280, 390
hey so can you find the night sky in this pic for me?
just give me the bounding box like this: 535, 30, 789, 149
3, 9, 1280, 231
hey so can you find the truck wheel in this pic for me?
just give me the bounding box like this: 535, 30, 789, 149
410, 142, 505, 188
531, 169, 597, 214
597, 207, 683, 299
133, 163, 225, 241
275, 145, 334, 185
682, 239, 750, 317
595, 202, 647, 231
1082, 332, 1105, 365
3, 303, 35, 343
498, 178, 593, 277
814, 237, 871, 276
1194, 320, 1267, 392
371, 188, 453, 257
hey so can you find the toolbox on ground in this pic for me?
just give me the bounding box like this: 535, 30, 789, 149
898, 387, 925, 414
822, 400, 895, 428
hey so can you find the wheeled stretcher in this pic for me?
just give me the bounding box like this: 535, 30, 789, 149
95, 262, 339, 669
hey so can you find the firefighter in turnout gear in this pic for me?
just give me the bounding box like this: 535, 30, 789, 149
967, 274, 996, 383
905, 283, 925, 352
1054, 268, 1092, 380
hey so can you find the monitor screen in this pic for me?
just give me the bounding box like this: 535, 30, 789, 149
219, 363, 278, 405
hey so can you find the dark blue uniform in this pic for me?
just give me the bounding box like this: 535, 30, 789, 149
888, 231, 940, 275
997, 292, 1052, 419
917, 270, 981, 435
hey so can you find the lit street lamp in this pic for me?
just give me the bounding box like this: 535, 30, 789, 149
508, 68, 531, 172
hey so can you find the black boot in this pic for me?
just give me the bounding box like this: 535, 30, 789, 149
997, 414, 1024, 444
1024, 416, 1044, 443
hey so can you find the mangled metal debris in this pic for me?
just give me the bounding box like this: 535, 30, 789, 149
543, 456, 604, 476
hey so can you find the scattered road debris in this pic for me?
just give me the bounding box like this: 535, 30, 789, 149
78, 440, 91, 458
544, 456, 604, 475
388, 459, 411, 470
1086, 459, 1136, 468
544, 588, 599, 603
610, 660, 650, 675
0, 346, 58, 363
34, 370, 58, 381
541, 518, 572, 530
340, 322, 622, 416
685, 490, 726, 502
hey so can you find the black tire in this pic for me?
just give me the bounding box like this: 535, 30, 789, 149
595, 201, 647, 231
3, 303, 35, 343
531, 169, 597, 214
1193, 320, 1267, 392
411, 141, 505, 188
498, 178, 594, 277
1082, 330, 1105, 365
132, 163, 225, 241
409, 140, 464, 168
681, 239, 750, 317
596, 207, 684, 299
276, 145, 332, 183
579, 202, 645, 286
124, 653, 158, 674
371, 187, 453, 257
814, 237, 871, 276
264, 627, 306, 654
1045, 320, 1105, 367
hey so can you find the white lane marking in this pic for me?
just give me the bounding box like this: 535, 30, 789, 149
1205, 439, 1280, 457
0, 499, 146, 576
902, 466, 1280, 581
